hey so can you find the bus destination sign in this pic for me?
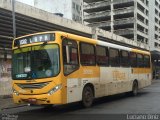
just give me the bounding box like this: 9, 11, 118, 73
14, 33, 54, 47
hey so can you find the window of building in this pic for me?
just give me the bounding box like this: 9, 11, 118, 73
120, 50, 130, 67
146, 0, 149, 6
76, 16, 79, 21
137, 54, 144, 67
155, 26, 158, 31
146, 10, 149, 16
146, 20, 148, 25
145, 39, 148, 44
80, 42, 96, 66
130, 52, 137, 67
76, 4, 79, 12
155, 17, 158, 24
79, 16, 81, 21
156, 1, 158, 7
155, 34, 158, 40
63, 39, 79, 75
72, 2, 75, 9
109, 48, 119, 67
155, 42, 158, 47
72, 14, 75, 20
155, 9, 158, 16
96, 46, 109, 66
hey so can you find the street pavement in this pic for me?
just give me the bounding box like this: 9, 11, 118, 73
0, 80, 160, 120
0, 97, 27, 111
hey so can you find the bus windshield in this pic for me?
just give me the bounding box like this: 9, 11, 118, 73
12, 44, 59, 80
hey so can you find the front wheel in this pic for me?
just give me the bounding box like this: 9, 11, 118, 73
82, 86, 94, 108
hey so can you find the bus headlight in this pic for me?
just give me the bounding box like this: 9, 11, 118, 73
48, 84, 62, 95
12, 88, 19, 96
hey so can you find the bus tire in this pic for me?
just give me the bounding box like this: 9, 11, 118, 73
131, 81, 138, 96
126, 81, 138, 96
82, 85, 94, 108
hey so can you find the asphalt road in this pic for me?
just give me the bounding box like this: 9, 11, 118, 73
1, 80, 160, 120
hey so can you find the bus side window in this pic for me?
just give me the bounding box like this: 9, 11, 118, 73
80, 42, 96, 66
62, 39, 79, 75
120, 50, 130, 67
109, 48, 120, 67
130, 52, 137, 67
137, 54, 144, 68
96, 46, 109, 66
144, 55, 150, 68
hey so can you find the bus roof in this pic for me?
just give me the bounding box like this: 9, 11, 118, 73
13, 31, 150, 55
57, 31, 150, 55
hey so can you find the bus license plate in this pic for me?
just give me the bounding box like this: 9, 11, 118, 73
28, 98, 37, 104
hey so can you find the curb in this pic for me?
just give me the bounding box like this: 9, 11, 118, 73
0, 95, 12, 99
1, 104, 28, 111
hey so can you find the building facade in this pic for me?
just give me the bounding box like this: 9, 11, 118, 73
16, 0, 83, 23
83, 0, 149, 45
149, 0, 160, 51
149, 0, 160, 78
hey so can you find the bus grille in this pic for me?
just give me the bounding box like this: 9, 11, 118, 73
16, 82, 50, 89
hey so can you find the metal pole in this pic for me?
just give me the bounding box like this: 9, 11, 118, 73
12, 0, 16, 38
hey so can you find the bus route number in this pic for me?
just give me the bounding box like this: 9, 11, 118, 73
19, 39, 27, 45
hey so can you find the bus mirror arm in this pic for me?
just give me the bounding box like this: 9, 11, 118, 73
61, 36, 66, 40
41, 41, 48, 46
61, 35, 69, 41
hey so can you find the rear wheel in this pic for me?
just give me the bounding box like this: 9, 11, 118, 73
132, 81, 138, 96
82, 86, 94, 108
126, 81, 138, 96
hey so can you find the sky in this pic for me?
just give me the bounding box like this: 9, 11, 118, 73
16, 0, 34, 6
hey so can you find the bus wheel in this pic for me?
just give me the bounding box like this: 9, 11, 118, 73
132, 81, 138, 96
82, 85, 94, 108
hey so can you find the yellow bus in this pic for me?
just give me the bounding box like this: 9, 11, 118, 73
12, 31, 152, 107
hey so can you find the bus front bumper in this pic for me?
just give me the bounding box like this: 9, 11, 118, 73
12, 93, 63, 105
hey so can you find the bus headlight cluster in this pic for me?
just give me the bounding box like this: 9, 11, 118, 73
12, 88, 19, 96
48, 84, 62, 95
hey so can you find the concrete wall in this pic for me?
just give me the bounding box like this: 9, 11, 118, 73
0, 59, 12, 96
149, 0, 160, 52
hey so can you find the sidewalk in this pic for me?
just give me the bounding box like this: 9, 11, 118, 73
0, 96, 27, 111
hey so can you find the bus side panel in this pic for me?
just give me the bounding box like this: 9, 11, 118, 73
66, 78, 99, 103
99, 67, 133, 96
66, 66, 100, 103
131, 68, 152, 89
